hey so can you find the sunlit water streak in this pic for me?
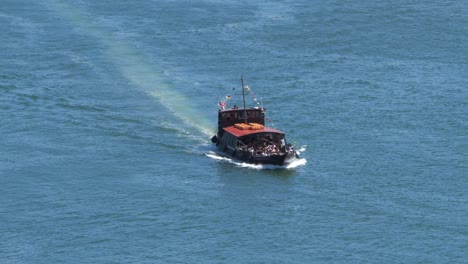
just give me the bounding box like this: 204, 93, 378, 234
44, 0, 214, 137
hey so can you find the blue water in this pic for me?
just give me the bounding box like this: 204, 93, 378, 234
1, 0, 467, 263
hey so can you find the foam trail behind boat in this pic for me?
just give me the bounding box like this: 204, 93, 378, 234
44, 0, 214, 137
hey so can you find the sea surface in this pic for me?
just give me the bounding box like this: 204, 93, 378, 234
1, 0, 467, 263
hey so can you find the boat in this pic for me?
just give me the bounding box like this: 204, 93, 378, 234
211, 77, 298, 165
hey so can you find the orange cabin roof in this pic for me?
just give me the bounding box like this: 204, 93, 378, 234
223, 125, 284, 138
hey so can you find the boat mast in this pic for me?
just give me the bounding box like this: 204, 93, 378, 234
241, 75, 247, 124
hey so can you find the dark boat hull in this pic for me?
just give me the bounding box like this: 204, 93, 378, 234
246, 152, 295, 165
214, 134, 296, 166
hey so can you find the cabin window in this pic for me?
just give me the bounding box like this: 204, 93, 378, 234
222, 112, 237, 120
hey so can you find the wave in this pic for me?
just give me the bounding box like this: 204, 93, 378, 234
205, 151, 306, 170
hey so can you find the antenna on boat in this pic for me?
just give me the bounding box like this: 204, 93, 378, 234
241, 75, 247, 124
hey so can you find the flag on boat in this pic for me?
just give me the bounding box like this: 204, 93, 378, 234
219, 101, 227, 110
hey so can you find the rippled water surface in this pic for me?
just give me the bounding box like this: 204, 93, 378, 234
1, 0, 467, 263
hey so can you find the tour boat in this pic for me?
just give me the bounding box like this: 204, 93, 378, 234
211, 77, 298, 165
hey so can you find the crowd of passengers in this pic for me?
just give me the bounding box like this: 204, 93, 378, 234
237, 134, 285, 155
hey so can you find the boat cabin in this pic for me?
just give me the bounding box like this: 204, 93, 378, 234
218, 107, 265, 130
